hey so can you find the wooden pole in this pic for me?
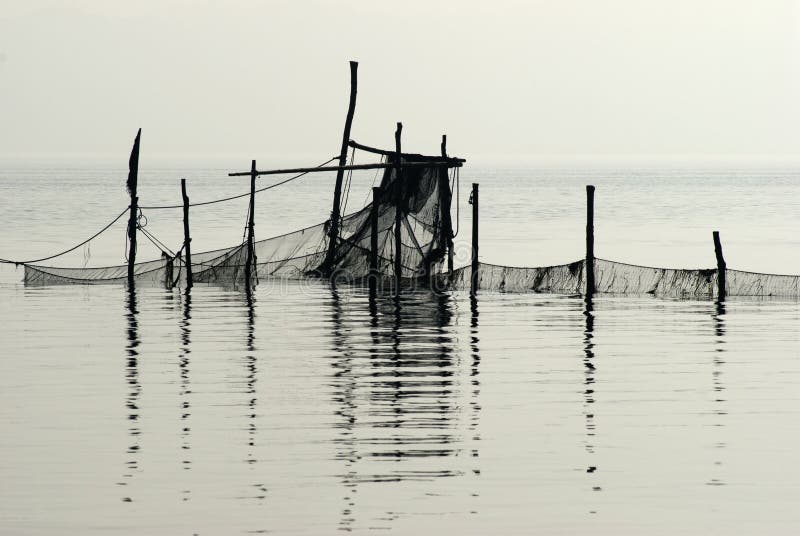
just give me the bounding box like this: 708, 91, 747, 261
181, 178, 193, 289
470, 183, 479, 295
713, 231, 726, 301
370, 186, 380, 295
394, 122, 403, 288
323, 61, 358, 275
586, 185, 595, 297
245, 159, 256, 291
126, 128, 141, 287
442, 134, 454, 276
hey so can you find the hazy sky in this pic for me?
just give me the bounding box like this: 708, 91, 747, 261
1, 0, 799, 165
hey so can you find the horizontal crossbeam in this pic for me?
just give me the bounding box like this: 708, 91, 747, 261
228, 161, 462, 177
348, 140, 466, 164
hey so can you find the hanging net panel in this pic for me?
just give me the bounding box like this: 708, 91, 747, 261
726, 268, 800, 297
15, 149, 800, 298
23, 154, 456, 288
449, 261, 585, 294
450, 259, 800, 298
593, 258, 718, 297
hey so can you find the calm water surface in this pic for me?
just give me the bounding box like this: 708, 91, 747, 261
1, 166, 799, 534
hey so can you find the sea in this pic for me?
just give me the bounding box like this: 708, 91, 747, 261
1, 164, 799, 535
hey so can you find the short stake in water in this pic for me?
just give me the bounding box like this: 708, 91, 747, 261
127, 129, 141, 288
442, 134, 454, 277
470, 183, 479, 295
394, 122, 403, 291
713, 231, 726, 301
181, 178, 193, 289
245, 160, 257, 292
585, 185, 595, 297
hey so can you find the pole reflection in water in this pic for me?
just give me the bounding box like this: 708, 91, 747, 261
708, 299, 727, 487
179, 289, 192, 502
121, 286, 141, 503
245, 290, 258, 466
329, 285, 358, 531
469, 294, 481, 512
379, 291, 458, 466
328, 287, 475, 531
243, 289, 267, 504
583, 296, 600, 498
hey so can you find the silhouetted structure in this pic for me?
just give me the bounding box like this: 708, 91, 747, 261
120, 286, 141, 503
181, 179, 192, 288
11, 62, 800, 298
323, 61, 359, 277
447, 185, 800, 297
126, 129, 141, 287
713, 231, 726, 301
244, 160, 257, 292
585, 185, 595, 297
470, 183, 479, 295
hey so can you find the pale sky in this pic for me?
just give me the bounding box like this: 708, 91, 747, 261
1, 0, 799, 165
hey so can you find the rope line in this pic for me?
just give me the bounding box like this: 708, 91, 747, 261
340, 146, 355, 217
0, 207, 130, 266
4, 149, 451, 271
138, 224, 176, 258
2, 156, 339, 266
451, 167, 460, 238
362, 155, 385, 206
139, 156, 339, 210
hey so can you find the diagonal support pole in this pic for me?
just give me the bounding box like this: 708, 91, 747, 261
323, 61, 358, 276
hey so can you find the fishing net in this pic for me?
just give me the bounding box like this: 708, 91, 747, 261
17, 147, 800, 297
450, 259, 800, 298
726, 269, 800, 297
593, 258, 717, 297
23, 154, 455, 287
449, 261, 584, 294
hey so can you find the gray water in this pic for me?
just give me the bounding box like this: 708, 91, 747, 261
1, 165, 799, 534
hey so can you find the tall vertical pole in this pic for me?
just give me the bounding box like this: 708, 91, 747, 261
181, 178, 193, 289
126, 128, 141, 287
442, 134, 454, 276
394, 122, 403, 288
586, 185, 596, 297
369, 187, 380, 295
324, 61, 359, 275
245, 159, 256, 291
713, 231, 726, 301
470, 183, 479, 295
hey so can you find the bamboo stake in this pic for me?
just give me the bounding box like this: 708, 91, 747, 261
245, 160, 256, 291
470, 183, 479, 295
713, 231, 726, 301
324, 61, 358, 275
394, 122, 403, 288
441, 134, 455, 276
126, 128, 141, 287
586, 185, 595, 297
181, 178, 193, 289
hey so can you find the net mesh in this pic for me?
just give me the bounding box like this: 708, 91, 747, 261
24, 155, 454, 288
593, 258, 717, 297
19, 155, 800, 297
450, 259, 800, 298
726, 268, 800, 297
449, 261, 584, 294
